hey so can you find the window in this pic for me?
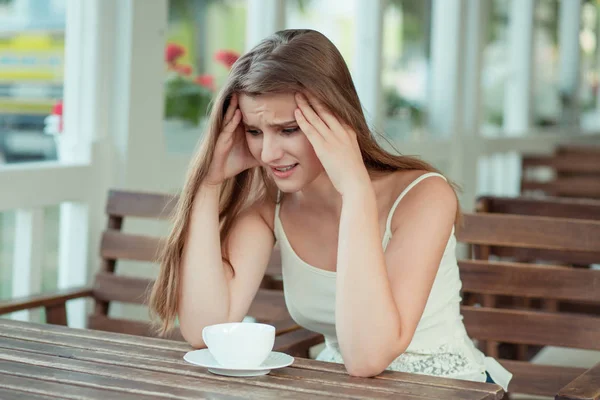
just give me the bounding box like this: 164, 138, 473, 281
285, 0, 357, 66
580, 0, 599, 130
164, 0, 247, 153
381, 0, 431, 141
0, 0, 66, 165
532, 0, 561, 128
480, 0, 508, 136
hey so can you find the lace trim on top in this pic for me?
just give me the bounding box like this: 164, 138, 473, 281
317, 341, 483, 378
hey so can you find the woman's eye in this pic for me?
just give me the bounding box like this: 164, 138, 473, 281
246, 129, 261, 136
282, 127, 299, 135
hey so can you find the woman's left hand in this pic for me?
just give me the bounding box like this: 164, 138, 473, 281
294, 92, 372, 196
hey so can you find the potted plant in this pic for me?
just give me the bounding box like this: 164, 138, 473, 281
164, 43, 239, 128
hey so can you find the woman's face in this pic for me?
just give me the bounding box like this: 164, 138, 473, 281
239, 92, 324, 192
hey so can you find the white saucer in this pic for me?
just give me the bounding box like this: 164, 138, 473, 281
183, 349, 294, 377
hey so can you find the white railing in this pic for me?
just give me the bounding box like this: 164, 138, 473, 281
0, 146, 108, 325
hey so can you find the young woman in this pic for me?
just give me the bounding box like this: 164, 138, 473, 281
150, 29, 511, 390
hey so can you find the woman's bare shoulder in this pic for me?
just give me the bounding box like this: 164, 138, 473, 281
387, 170, 457, 230
375, 169, 436, 200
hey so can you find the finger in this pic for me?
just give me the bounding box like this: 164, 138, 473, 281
222, 109, 242, 137
341, 122, 358, 138
303, 92, 344, 134
295, 93, 330, 139
223, 93, 238, 125
294, 108, 326, 151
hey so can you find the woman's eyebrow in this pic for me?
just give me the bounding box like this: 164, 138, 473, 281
243, 120, 297, 129
271, 120, 297, 127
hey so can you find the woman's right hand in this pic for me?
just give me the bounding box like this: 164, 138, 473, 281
205, 94, 258, 186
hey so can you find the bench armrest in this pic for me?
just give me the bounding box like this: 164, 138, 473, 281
556, 362, 600, 400
0, 286, 93, 325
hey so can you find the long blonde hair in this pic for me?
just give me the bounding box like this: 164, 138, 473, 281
149, 29, 459, 335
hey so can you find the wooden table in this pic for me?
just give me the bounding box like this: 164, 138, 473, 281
0, 318, 504, 399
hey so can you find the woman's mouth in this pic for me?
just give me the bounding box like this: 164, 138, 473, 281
271, 163, 299, 179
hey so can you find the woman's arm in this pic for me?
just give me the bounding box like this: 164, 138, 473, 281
178, 184, 275, 347
335, 176, 457, 377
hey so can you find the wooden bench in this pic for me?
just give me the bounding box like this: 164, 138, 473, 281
457, 212, 600, 397
521, 145, 600, 199
0, 189, 321, 354
474, 196, 600, 361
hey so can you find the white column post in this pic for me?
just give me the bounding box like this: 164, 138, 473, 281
503, 0, 535, 135
597, 0, 600, 115
462, 0, 490, 137
352, 0, 384, 133
58, 0, 109, 328
558, 0, 582, 127
111, 0, 169, 191
500, 0, 536, 197
428, 0, 466, 138
245, 0, 285, 51
459, 0, 490, 210
11, 209, 44, 322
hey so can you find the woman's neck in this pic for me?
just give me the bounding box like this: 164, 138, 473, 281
292, 171, 342, 215
288, 169, 392, 215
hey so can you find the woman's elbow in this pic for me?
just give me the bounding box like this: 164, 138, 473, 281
179, 321, 206, 348
344, 342, 408, 378
181, 330, 206, 349
344, 357, 388, 378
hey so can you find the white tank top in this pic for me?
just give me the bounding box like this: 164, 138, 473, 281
273, 172, 512, 391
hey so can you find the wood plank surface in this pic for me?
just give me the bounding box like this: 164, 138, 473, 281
462, 307, 600, 350
477, 196, 600, 220
106, 190, 177, 220
499, 360, 586, 397
0, 338, 427, 400
0, 386, 64, 400
556, 362, 600, 400
0, 370, 148, 400
458, 213, 600, 252
100, 230, 163, 263
0, 286, 92, 315
458, 260, 600, 302
290, 358, 503, 398
0, 319, 503, 400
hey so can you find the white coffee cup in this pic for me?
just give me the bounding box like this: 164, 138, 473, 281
202, 322, 275, 369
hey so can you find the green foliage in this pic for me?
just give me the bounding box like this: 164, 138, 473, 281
384, 87, 424, 125
164, 76, 212, 125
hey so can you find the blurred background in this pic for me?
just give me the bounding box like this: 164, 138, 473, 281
0, 0, 599, 334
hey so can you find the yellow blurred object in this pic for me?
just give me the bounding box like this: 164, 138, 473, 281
0, 31, 65, 83
0, 31, 64, 116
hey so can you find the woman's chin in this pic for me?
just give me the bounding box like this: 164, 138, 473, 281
273, 177, 304, 193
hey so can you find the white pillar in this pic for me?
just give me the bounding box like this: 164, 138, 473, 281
352, 0, 384, 133
459, 0, 490, 210
558, 0, 582, 126
503, 0, 535, 196
503, 0, 535, 135
245, 0, 285, 51
597, 0, 600, 114
428, 0, 465, 138
112, 0, 168, 189
59, 0, 120, 328
462, 0, 489, 136
11, 209, 43, 322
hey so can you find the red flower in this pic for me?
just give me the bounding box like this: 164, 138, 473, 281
165, 43, 185, 64
52, 101, 63, 116
174, 64, 192, 76
214, 49, 240, 69
194, 74, 215, 91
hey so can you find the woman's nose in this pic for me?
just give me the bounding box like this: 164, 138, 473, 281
260, 135, 284, 164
